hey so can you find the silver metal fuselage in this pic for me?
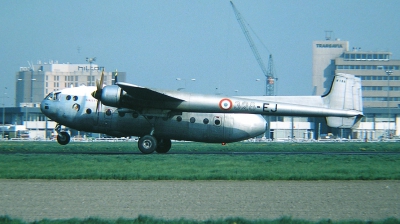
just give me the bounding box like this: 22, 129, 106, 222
40, 86, 267, 143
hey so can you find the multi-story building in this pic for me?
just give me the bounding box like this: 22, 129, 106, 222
0, 61, 126, 139
15, 61, 125, 106
313, 38, 400, 139
312, 39, 350, 96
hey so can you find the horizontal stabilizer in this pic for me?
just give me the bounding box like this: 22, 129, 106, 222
326, 115, 363, 129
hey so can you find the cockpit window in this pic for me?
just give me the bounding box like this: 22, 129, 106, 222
44, 92, 61, 101
44, 93, 53, 100
54, 92, 61, 100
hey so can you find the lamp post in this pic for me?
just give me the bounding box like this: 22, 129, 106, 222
386, 70, 393, 139
2, 87, 7, 140
31, 78, 36, 104
86, 57, 96, 86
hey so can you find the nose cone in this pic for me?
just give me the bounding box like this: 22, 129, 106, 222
40, 99, 56, 120
40, 100, 48, 114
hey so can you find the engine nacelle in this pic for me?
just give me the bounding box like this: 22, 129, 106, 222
101, 85, 122, 107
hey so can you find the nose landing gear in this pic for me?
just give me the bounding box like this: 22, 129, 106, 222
55, 124, 71, 145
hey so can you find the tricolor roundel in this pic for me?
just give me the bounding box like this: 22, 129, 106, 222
219, 98, 233, 110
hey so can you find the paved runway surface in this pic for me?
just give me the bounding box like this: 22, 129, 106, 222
1, 180, 399, 222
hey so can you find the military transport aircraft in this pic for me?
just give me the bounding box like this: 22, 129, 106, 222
40, 72, 363, 154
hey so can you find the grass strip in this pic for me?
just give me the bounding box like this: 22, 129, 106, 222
1, 153, 399, 180
0, 141, 400, 154
1, 215, 399, 224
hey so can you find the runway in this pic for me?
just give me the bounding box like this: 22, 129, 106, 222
1, 180, 399, 222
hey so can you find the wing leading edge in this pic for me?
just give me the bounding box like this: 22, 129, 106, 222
117, 82, 184, 102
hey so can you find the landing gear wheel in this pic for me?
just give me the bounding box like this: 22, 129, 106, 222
156, 138, 172, 153
57, 131, 71, 145
138, 135, 157, 154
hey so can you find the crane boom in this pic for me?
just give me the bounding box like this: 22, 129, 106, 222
230, 1, 268, 77
230, 1, 275, 96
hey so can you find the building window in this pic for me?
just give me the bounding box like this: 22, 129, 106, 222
337, 65, 399, 71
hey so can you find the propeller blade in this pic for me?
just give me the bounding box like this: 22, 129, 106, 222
114, 69, 118, 84
92, 68, 105, 114
99, 69, 104, 88
96, 99, 101, 113
96, 79, 100, 90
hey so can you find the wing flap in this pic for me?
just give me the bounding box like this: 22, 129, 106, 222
117, 82, 184, 102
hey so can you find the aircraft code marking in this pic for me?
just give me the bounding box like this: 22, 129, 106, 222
263, 103, 278, 112
219, 98, 233, 110
234, 101, 257, 111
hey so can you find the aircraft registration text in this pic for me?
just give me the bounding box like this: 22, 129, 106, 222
263, 103, 278, 113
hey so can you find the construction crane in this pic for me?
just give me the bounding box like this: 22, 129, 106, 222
230, 1, 275, 96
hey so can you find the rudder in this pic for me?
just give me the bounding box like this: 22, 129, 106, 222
323, 73, 363, 128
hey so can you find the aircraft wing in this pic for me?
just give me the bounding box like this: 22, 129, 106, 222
117, 82, 184, 102
98, 74, 363, 128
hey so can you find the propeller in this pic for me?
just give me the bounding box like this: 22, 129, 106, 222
91, 69, 105, 113
113, 69, 118, 84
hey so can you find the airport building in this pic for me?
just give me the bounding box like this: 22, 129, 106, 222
15, 61, 125, 106
1, 61, 126, 140
270, 37, 400, 141
313, 38, 400, 139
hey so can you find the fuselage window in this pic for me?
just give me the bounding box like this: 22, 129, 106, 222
176, 116, 182, 122
86, 108, 92, 114
73, 96, 78, 101
106, 109, 112, 116
190, 117, 196, 123
132, 112, 139, 118
66, 95, 71, 100
72, 103, 80, 111
214, 119, 221, 126
203, 118, 209, 124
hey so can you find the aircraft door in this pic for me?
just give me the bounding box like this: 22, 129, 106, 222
103, 108, 113, 130
222, 115, 233, 140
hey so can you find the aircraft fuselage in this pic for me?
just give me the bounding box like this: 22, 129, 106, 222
40, 86, 267, 146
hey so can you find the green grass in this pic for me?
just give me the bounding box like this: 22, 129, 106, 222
0, 141, 400, 154
1, 215, 400, 224
1, 152, 399, 180
0, 141, 399, 180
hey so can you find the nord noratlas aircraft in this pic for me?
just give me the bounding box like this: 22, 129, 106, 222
40, 72, 363, 154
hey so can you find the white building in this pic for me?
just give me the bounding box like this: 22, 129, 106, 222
15, 61, 125, 106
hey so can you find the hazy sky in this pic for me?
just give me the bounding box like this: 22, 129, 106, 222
1, 0, 399, 106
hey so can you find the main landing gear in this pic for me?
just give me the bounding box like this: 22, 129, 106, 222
137, 115, 172, 154
55, 124, 71, 145
138, 135, 172, 154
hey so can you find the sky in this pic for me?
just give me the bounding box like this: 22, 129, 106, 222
1, 0, 400, 107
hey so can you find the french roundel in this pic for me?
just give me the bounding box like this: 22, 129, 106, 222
219, 98, 233, 110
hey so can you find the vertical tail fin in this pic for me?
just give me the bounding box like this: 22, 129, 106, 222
323, 73, 363, 128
